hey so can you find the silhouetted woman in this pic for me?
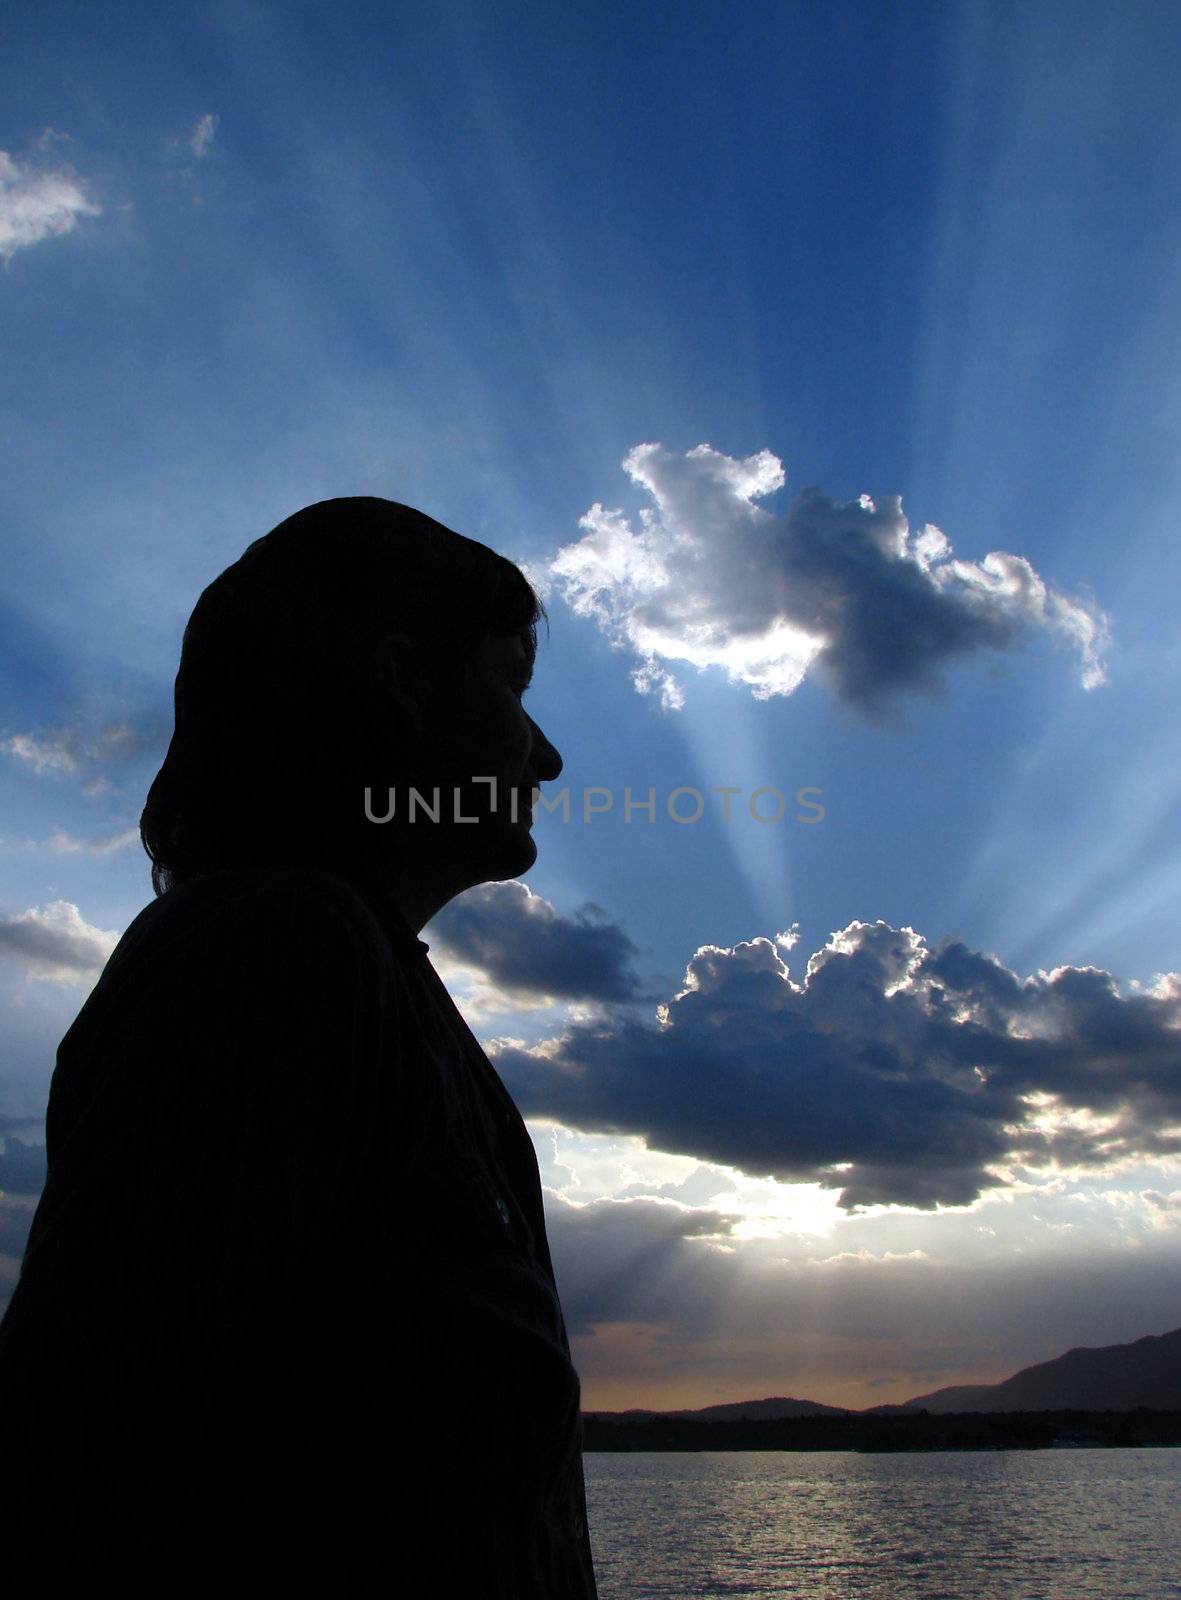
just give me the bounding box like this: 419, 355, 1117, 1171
0, 499, 597, 1594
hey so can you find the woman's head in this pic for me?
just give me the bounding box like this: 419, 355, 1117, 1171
140, 497, 549, 895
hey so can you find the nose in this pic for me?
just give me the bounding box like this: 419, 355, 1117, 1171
527, 715, 563, 782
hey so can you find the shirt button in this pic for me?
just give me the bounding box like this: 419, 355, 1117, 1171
495, 1196, 511, 1226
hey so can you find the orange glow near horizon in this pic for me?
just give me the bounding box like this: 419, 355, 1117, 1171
572, 1324, 1011, 1416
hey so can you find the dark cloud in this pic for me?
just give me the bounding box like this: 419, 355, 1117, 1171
551, 443, 1107, 717
430, 881, 642, 1003
493, 922, 1181, 1210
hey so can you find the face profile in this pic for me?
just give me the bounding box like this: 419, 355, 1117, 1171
390, 622, 565, 905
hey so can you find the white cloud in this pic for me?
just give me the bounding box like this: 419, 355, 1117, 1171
0, 901, 120, 983
0, 146, 100, 262
1142, 1188, 1181, 1231
1, 731, 78, 775
188, 114, 218, 159
550, 443, 1110, 716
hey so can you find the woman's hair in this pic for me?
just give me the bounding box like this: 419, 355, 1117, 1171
140, 497, 544, 896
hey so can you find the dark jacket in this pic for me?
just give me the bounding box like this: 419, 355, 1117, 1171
0, 864, 598, 1594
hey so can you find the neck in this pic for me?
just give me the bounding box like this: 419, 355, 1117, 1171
351, 843, 473, 934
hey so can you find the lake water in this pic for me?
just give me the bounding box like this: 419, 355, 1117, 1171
583, 1449, 1181, 1599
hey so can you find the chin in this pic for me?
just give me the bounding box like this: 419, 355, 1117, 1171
467, 824, 538, 885
498, 827, 539, 878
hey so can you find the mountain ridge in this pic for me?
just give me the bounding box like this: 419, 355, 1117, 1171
585, 1326, 1181, 1420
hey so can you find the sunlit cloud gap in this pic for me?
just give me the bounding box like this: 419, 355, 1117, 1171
670, 686, 799, 943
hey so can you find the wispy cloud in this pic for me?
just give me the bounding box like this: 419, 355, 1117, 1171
1, 714, 166, 784
43, 826, 140, 856
492, 919, 1181, 1211
0, 825, 139, 856
0, 730, 79, 776
0, 900, 120, 983
188, 113, 218, 159
0, 141, 100, 262
550, 444, 1110, 716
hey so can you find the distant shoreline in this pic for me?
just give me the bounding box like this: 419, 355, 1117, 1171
582, 1407, 1181, 1453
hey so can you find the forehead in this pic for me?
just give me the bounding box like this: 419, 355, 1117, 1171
407, 630, 534, 693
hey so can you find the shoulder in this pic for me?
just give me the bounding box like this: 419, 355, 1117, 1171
45, 869, 414, 1177
134, 865, 387, 955
89, 867, 398, 1028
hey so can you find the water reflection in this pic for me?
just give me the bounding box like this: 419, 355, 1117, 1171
585, 1449, 1181, 1599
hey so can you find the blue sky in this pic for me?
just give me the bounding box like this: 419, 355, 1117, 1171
2, 0, 1180, 1409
